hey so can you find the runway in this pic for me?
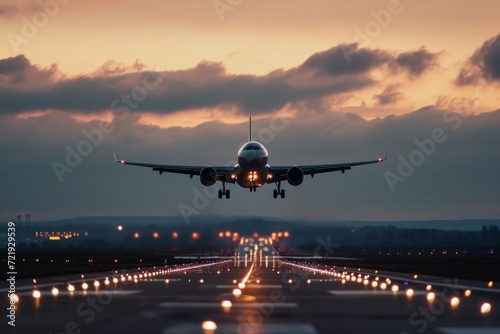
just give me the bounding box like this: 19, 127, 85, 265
3, 257, 499, 334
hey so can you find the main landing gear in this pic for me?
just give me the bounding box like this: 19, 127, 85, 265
273, 181, 285, 199
218, 182, 230, 199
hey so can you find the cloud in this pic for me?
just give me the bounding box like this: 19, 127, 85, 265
1, 107, 500, 221
0, 4, 17, 17
0, 54, 30, 74
390, 47, 440, 78
0, 44, 442, 116
298, 43, 391, 76
0, 54, 59, 87
373, 84, 404, 105
456, 33, 500, 85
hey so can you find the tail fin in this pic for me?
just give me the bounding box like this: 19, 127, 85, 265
249, 115, 252, 141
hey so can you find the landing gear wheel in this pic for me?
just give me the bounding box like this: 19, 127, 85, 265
253, 185, 257, 192
273, 181, 284, 199
219, 182, 230, 199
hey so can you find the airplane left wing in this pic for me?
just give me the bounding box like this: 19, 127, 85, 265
267, 155, 386, 183
114, 153, 236, 183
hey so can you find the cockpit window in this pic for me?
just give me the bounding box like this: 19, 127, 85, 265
244, 145, 261, 151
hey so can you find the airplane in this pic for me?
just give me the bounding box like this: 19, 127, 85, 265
115, 116, 385, 199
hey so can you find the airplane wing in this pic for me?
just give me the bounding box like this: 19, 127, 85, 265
267, 154, 386, 183
114, 153, 237, 183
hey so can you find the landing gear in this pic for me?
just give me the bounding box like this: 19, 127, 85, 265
273, 182, 285, 198
218, 182, 230, 199
249, 185, 257, 192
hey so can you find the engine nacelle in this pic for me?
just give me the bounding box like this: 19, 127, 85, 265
200, 167, 217, 186
286, 166, 304, 186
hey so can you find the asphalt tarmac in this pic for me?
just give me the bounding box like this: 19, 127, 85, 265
2, 256, 499, 334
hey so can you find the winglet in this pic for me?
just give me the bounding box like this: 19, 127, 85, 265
377, 148, 388, 162
114, 151, 125, 164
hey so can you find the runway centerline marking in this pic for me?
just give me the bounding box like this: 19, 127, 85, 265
159, 302, 298, 308
216, 284, 282, 289
162, 322, 317, 334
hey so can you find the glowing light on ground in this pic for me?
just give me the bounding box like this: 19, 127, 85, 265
10, 294, 19, 303
450, 297, 460, 308
481, 303, 491, 314
427, 292, 436, 302
221, 300, 232, 308
201, 321, 217, 331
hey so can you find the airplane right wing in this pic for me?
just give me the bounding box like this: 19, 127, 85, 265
267, 154, 386, 183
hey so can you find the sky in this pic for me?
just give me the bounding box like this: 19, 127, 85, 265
1, 0, 499, 222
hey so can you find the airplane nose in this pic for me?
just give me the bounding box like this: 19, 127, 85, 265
239, 151, 267, 170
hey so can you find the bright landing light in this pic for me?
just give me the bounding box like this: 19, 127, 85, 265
201, 321, 217, 331
221, 300, 232, 308
481, 303, 491, 314
450, 297, 460, 308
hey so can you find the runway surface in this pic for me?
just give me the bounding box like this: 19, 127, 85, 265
2, 257, 499, 334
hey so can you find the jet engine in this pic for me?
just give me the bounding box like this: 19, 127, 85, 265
286, 166, 304, 186
200, 167, 217, 186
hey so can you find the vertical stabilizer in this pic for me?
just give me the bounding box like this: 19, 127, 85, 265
249, 116, 252, 141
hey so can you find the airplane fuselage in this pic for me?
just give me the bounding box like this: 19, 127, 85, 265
236, 141, 269, 189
